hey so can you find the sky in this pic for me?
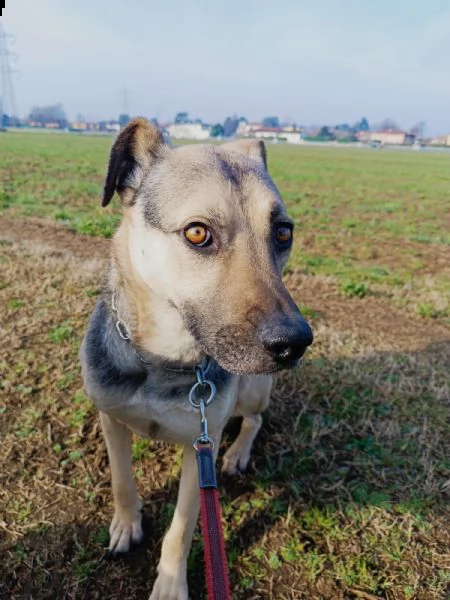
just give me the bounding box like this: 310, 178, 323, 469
1, 0, 450, 135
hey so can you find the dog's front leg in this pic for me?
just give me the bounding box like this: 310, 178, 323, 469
100, 411, 143, 553
150, 442, 212, 600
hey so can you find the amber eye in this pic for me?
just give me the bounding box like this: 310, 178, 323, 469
275, 224, 293, 247
184, 223, 212, 247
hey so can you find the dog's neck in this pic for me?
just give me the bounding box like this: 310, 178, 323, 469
108, 250, 205, 369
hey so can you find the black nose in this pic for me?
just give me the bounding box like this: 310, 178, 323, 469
260, 320, 313, 364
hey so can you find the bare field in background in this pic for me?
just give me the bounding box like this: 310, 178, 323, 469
1, 131, 449, 599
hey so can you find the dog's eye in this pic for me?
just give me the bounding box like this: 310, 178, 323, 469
184, 223, 212, 247
275, 224, 293, 248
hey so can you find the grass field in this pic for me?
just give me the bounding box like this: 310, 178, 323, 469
1, 131, 449, 600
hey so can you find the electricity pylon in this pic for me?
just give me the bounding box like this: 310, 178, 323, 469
0, 23, 19, 128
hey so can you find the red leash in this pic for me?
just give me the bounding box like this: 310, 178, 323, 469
196, 443, 231, 600
190, 363, 231, 600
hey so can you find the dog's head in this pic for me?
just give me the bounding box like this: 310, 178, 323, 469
102, 118, 312, 374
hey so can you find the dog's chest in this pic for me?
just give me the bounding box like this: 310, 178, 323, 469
111, 376, 238, 446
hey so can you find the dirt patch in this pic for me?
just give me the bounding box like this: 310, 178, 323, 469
0, 215, 109, 262
367, 238, 450, 277
286, 272, 449, 352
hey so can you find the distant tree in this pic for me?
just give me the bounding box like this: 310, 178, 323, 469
29, 103, 67, 128
262, 116, 279, 128
223, 116, 239, 138
335, 123, 351, 132
379, 118, 399, 131
210, 123, 224, 138
319, 126, 335, 140
119, 113, 131, 128
353, 117, 370, 132
360, 117, 370, 131
410, 121, 425, 139
1, 110, 19, 128
174, 112, 189, 124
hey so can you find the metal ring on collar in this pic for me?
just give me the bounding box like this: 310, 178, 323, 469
189, 380, 216, 408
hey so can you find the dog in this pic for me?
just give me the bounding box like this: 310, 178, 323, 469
79, 118, 313, 599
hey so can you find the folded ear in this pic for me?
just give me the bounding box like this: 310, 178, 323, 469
102, 118, 165, 207
221, 139, 267, 171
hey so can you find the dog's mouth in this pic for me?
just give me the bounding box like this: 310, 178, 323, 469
209, 351, 303, 376
224, 358, 302, 376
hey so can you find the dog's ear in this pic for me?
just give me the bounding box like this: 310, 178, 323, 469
221, 139, 267, 171
102, 118, 165, 207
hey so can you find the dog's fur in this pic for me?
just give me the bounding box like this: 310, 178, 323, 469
80, 118, 312, 599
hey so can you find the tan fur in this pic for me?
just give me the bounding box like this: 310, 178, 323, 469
222, 138, 268, 170
81, 119, 312, 600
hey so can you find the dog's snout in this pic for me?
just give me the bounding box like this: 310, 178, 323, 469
260, 320, 313, 365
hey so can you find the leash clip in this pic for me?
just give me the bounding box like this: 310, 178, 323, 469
189, 362, 216, 450
193, 398, 214, 450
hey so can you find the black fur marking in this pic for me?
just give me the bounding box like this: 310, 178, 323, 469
83, 299, 233, 401
84, 299, 147, 392
217, 158, 244, 188
141, 196, 164, 229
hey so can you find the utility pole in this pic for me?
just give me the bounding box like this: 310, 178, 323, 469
0, 23, 19, 129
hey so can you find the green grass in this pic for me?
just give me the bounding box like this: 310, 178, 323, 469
1, 130, 450, 599
1, 131, 118, 237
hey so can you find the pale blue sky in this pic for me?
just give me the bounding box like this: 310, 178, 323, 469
2, 0, 450, 134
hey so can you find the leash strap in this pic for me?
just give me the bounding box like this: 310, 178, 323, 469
196, 443, 231, 600
190, 362, 231, 600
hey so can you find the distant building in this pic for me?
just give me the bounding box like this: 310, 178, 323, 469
237, 123, 303, 144
166, 122, 210, 140
369, 129, 415, 145
69, 121, 100, 132
253, 127, 283, 140
355, 131, 371, 143
429, 134, 450, 146
105, 121, 120, 132
236, 122, 263, 137
278, 131, 302, 144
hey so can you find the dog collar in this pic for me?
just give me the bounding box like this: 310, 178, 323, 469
111, 291, 210, 375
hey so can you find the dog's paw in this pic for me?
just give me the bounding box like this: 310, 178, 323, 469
149, 571, 188, 600
109, 502, 143, 553
222, 443, 251, 475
